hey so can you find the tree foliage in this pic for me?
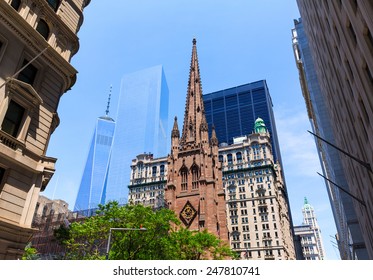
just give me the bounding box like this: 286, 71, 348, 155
55, 201, 236, 260
22, 243, 39, 260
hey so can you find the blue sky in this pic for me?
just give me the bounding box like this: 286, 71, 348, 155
43, 0, 340, 259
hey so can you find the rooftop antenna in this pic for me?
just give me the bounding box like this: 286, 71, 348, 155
105, 85, 112, 116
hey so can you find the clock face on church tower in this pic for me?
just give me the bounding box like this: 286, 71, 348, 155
180, 201, 197, 227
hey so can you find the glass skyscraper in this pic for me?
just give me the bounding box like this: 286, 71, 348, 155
203, 80, 282, 164
105, 65, 169, 204
74, 114, 115, 211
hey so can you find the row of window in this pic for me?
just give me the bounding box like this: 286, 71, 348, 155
131, 190, 164, 199
219, 150, 269, 164
10, 0, 61, 40
129, 184, 164, 193
11, 0, 60, 12
223, 168, 271, 179
231, 208, 275, 218
232, 231, 280, 242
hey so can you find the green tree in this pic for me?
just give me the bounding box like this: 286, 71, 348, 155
22, 243, 39, 260
55, 201, 236, 260
169, 227, 237, 260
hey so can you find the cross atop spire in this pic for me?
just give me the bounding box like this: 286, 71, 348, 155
181, 38, 206, 145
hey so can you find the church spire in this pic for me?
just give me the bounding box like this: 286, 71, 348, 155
210, 125, 218, 146
171, 116, 180, 138
181, 38, 206, 145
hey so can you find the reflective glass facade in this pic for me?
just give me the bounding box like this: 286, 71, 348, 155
203, 80, 282, 164
74, 116, 115, 211
105, 65, 169, 204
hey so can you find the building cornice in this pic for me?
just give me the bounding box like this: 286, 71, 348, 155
0, 2, 78, 91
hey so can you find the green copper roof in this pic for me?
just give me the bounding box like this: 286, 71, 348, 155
303, 197, 313, 210
254, 117, 267, 134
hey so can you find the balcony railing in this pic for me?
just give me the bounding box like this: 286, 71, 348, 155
264, 254, 275, 260
258, 201, 267, 206
0, 130, 25, 151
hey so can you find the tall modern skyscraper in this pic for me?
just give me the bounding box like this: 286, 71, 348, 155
105, 65, 169, 204
292, 18, 368, 259
296, 0, 373, 259
0, 0, 90, 259
74, 92, 115, 211
203, 80, 282, 165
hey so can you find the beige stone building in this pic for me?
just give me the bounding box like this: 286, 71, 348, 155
0, 0, 90, 259
219, 119, 296, 260
128, 153, 167, 209
297, 0, 373, 259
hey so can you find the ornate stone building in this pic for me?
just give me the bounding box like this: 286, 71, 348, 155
0, 0, 90, 259
128, 153, 167, 209
219, 118, 296, 260
293, 198, 325, 260
165, 39, 228, 241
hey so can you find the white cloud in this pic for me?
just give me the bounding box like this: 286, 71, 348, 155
275, 106, 322, 177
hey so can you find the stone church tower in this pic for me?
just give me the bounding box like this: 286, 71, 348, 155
166, 39, 228, 242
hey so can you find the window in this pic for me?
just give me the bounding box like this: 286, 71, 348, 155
152, 166, 157, 177
365, 26, 373, 52
191, 164, 199, 190
227, 154, 233, 165
0, 167, 5, 190
10, 0, 21, 11
160, 165, 165, 176
18, 60, 38, 85
1, 100, 25, 137
364, 63, 373, 87
180, 166, 188, 191
347, 21, 357, 45
36, 19, 50, 40
137, 163, 143, 177
236, 152, 242, 162
46, 0, 60, 11
0, 37, 6, 63
218, 155, 223, 162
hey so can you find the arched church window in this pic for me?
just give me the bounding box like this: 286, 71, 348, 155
191, 164, 199, 190
180, 166, 188, 191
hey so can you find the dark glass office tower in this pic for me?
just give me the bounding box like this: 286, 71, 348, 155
203, 80, 282, 164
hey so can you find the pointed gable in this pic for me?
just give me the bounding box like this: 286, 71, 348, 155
181, 38, 207, 146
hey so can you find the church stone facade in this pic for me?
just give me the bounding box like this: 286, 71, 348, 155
165, 39, 228, 241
